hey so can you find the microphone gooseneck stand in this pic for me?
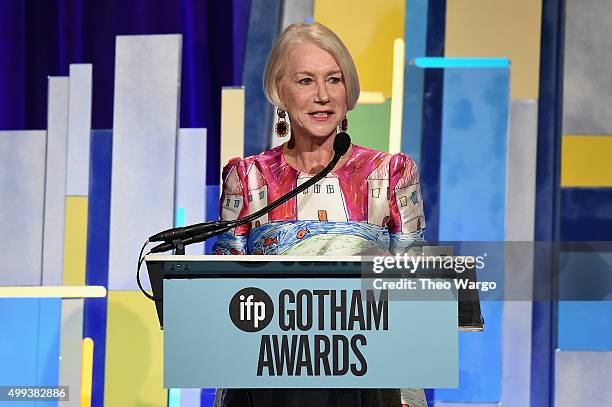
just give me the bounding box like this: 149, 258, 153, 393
148, 132, 351, 254
136, 133, 352, 301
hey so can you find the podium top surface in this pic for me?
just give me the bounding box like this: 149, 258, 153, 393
144, 254, 363, 262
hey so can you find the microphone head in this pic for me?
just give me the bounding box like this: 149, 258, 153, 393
333, 132, 351, 156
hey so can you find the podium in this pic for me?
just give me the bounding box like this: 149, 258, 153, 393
145, 255, 483, 389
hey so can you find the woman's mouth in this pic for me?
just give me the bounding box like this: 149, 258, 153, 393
308, 111, 334, 121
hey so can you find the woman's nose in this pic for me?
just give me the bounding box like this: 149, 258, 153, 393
315, 82, 330, 103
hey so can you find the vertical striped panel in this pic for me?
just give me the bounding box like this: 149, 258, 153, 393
389, 38, 405, 154
555, 350, 612, 406
281, 0, 313, 28
506, 101, 538, 241
43, 77, 70, 286
435, 67, 509, 403
109, 35, 181, 290
501, 100, 538, 407
84, 130, 113, 407
104, 291, 166, 407
179, 389, 202, 407
0, 299, 39, 385
0, 299, 62, 385
558, 300, 612, 351
67, 64, 93, 196
558, 250, 612, 351
81, 337, 94, 407
36, 298, 62, 386
63, 197, 89, 285
169, 388, 181, 407
445, 0, 542, 100
268, 0, 315, 150
0, 131, 46, 286
561, 135, 612, 187
560, 188, 612, 241
349, 99, 391, 152
59, 299, 84, 407
314, 0, 406, 97
204, 184, 221, 254
242, 0, 282, 155
563, 0, 612, 134
402, 0, 429, 165
201, 389, 217, 407
220, 87, 245, 175
176, 128, 207, 254
438, 67, 509, 241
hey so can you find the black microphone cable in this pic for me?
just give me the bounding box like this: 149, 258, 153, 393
136, 239, 162, 302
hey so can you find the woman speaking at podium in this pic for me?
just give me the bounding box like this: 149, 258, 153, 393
213, 22, 426, 407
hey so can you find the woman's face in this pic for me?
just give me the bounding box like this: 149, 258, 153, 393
279, 41, 347, 141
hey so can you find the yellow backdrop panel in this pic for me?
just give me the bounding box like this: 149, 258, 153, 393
104, 291, 166, 407
314, 0, 405, 97
63, 196, 88, 286
445, 0, 542, 100
561, 135, 612, 187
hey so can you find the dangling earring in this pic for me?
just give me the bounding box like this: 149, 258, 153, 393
340, 116, 348, 132
275, 108, 289, 137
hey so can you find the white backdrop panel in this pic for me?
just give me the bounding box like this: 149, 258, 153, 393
502, 100, 538, 407
555, 350, 612, 406
42, 77, 69, 285
108, 35, 182, 289
175, 128, 207, 255
0, 131, 46, 285
66, 64, 92, 196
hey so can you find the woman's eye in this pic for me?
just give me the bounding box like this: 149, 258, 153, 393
299, 78, 313, 85
329, 77, 342, 84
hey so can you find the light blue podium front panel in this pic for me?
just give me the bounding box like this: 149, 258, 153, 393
164, 278, 458, 389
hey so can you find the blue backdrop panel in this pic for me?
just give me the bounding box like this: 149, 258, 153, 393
558, 301, 612, 351
434, 66, 509, 403
560, 188, 612, 241
533, 0, 566, 405
84, 130, 113, 407
37, 299, 62, 388
242, 0, 283, 157
402, 0, 429, 165
438, 67, 509, 242
0, 299, 61, 389
0, 299, 39, 386
558, 250, 612, 351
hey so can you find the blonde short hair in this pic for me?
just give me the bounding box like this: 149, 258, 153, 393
263, 22, 360, 111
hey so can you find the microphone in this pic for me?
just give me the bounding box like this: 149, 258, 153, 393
149, 132, 351, 253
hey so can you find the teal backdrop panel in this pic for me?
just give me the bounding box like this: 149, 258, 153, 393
164, 278, 458, 389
